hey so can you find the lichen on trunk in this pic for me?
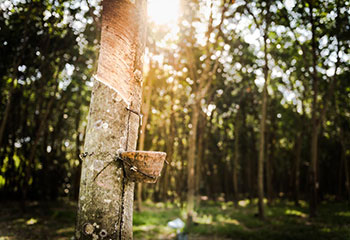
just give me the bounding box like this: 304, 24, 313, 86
75, 0, 147, 239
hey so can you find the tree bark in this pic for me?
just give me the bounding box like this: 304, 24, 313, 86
75, 0, 147, 239
266, 132, 273, 205
195, 112, 206, 205
22, 86, 57, 204
258, 79, 267, 220
294, 133, 302, 206
163, 107, 175, 202
0, 90, 12, 152
266, 109, 275, 205
186, 101, 200, 226
309, 1, 319, 218
136, 71, 153, 212
340, 129, 350, 205
344, 145, 350, 206
233, 107, 240, 208
257, 0, 270, 219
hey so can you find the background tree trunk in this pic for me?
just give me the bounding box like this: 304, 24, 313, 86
0, 90, 12, 152
294, 133, 302, 206
136, 69, 153, 212
233, 107, 241, 208
258, 78, 267, 220
257, 0, 270, 219
186, 101, 200, 226
309, 1, 319, 217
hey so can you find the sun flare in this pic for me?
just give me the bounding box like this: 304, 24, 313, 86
147, 0, 180, 26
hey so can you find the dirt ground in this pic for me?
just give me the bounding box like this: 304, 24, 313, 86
0, 201, 76, 240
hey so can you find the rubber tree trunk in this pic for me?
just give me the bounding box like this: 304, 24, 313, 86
163, 108, 175, 202
257, 0, 271, 220
186, 101, 200, 226
266, 137, 273, 206
294, 133, 302, 206
344, 145, 350, 206
258, 78, 267, 220
0, 90, 12, 152
266, 111, 275, 205
22, 88, 57, 206
136, 73, 153, 212
257, 27, 269, 221
233, 107, 241, 208
309, 1, 319, 218
75, 0, 147, 239
194, 111, 205, 205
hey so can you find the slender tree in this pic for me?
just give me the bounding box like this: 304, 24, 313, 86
185, 0, 228, 226
136, 62, 154, 212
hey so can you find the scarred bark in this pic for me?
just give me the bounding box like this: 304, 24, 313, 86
75, 0, 147, 239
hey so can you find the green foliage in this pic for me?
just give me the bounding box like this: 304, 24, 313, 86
140, 0, 350, 207
0, 0, 349, 223
0, 0, 99, 200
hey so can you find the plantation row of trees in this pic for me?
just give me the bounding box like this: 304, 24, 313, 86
0, 0, 99, 201
138, 0, 350, 220
1, 0, 349, 221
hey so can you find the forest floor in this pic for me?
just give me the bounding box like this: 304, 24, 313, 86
0, 199, 349, 240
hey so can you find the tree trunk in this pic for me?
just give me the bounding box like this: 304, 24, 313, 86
344, 146, 350, 206
339, 130, 350, 205
186, 101, 200, 226
266, 132, 273, 205
257, 7, 270, 220
258, 80, 267, 219
163, 108, 175, 203
294, 133, 302, 206
0, 90, 12, 152
195, 113, 205, 205
266, 110, 275, 205
22, 88, 56, 205
75, 0, 147, 239
309, 123, 319, 217
309, 1, 319, 218
233, 108, 240, 208
73, 107, 83, 201
136, 71, 153, 212
337, 147, 344, 199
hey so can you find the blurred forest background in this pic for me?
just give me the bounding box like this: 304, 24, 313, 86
0, 0, 350, 239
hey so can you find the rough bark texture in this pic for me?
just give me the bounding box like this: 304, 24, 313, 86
76, 0, 147, 239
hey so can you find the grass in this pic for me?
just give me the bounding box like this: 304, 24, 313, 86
134, 199, 350, 240
0, 199, 349, 240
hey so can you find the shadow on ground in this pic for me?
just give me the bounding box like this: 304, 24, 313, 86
0, 199, 349, 240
